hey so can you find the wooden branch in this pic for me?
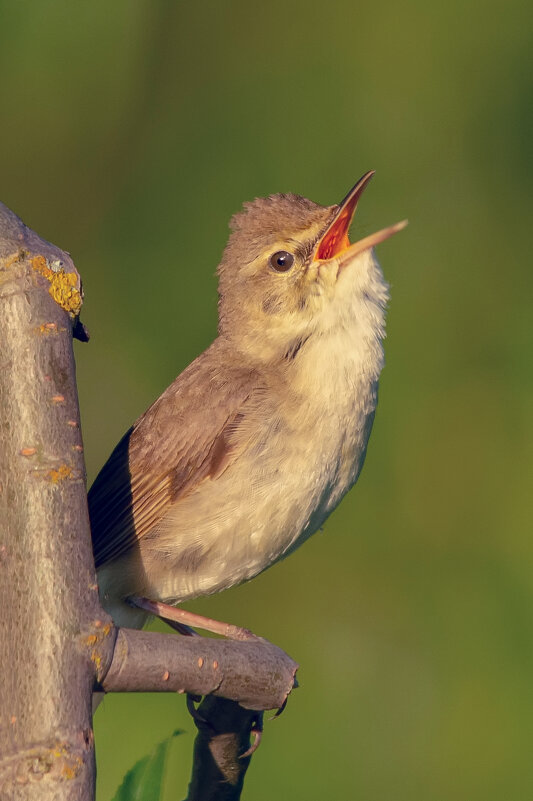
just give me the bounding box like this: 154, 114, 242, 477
0, 202, 113, 800
99, 628, 297, 710
185, 697, 260, 801
0, 202, 299, 801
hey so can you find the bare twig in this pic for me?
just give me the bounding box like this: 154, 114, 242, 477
98, 628, 297, 710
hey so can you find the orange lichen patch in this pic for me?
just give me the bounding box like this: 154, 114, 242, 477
72, 444, 84, 452
87, 620, 112, 642
31, 255, 83, 317
1, 249, 26, 270
83, 620, 115, 677
162, 670, 170, 681
198, 657, 204, 668
91, 651, 102, 670
51, 394, 65, 403
213, 660, 219, 670
20, 447, 37, 457
32, 255, 53, 278
16, 742, 83, 782
60, 756, 83, 781
52, 745, 83, 780
67, 419, 79, 427
45, 464, 74, 483
38, 322, 59, 335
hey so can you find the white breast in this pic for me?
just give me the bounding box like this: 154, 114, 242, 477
136, 251, 389, 603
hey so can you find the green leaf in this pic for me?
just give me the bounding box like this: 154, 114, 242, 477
111, 730, 183, 801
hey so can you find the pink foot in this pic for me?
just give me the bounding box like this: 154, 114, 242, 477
129, 596, 261, 641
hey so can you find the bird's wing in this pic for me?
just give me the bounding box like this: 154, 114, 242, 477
89, 350, 261, 568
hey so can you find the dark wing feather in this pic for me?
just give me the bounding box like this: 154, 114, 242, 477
89, 346, 260, 568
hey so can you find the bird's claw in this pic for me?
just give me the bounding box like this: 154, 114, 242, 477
240, 712, 264, 759
186, 694, 213, 730
269, 696, 288, 720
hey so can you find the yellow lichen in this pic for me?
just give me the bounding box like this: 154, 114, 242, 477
91, 652, 102, 671
49, 271, 82, 315
31, 255, 83, 317
45, 464, 73, 483
15, 741, 84, 783
31, 255, 53, 278
1, 249, 26, 270
82, 619, 115, 677
61, 758, 82, 780
38, 322, 62, 335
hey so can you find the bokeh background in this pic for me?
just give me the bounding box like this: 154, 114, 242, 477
2, 0, 532, 798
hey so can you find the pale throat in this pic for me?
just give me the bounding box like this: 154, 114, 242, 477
290, 274, 388, 399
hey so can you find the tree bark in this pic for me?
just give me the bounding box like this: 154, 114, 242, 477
185, 697, 261, 801
0, 201, 113, 799
99, 628, 297, 710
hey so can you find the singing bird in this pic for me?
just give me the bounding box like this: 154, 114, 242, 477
89, 171, 406, 635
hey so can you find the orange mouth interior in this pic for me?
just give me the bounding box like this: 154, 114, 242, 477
313, 171, 407, 264
314, 193, 358, 260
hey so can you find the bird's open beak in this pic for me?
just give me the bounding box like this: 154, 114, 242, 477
314, 171, 407, 263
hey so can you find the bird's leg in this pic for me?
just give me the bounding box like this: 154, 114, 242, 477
129, 596, 261, 641
186, 693, 210, 726
162, 619, 199, 637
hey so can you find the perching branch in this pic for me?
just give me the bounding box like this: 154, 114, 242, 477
99, 628, 297, 710
0, 202, 298, 801
186, 696, 262, 801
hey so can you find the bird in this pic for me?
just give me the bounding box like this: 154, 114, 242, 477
89, 171, 406, 637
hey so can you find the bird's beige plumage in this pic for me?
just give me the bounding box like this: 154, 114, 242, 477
90, 353, 259, 567
89, 172, 406, 630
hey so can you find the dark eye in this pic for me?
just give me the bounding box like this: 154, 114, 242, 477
269, 250, 294, 272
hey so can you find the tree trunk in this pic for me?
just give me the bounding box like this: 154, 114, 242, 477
0, 202, 112, 799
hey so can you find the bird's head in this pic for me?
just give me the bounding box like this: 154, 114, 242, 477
217, 172, 406, 364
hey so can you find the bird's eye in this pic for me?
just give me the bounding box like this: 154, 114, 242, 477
269, 250, 295, 273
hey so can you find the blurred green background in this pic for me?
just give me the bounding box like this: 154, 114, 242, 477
1, 0, 532, 798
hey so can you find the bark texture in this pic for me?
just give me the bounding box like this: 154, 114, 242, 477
0, 201, 114, 800
100, 628, 297, 710
186, 697, 261, 801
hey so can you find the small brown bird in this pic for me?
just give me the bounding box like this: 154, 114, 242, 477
89, 171, 406, 636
